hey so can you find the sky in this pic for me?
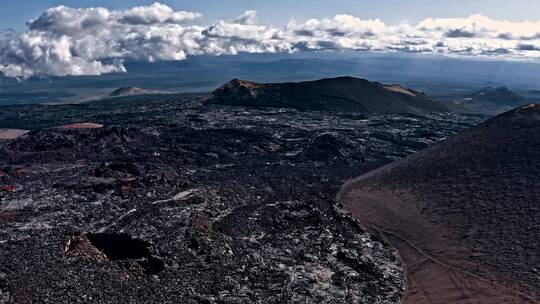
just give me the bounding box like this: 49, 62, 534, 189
1, 1, 540, 78
2, 0, 540, 30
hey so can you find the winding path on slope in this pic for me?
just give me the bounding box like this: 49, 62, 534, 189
337, 105, 540, 304
337, 185, 538, 304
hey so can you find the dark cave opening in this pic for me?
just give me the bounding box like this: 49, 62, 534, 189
86, 233, 152, 260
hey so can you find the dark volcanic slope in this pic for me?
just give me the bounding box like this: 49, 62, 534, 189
204, 77, 448, 114
339, 104, 540, 303
109, 86, 147, 97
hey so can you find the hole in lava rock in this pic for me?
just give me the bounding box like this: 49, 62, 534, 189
140, 256, 166, 275
86, 233, 152, 261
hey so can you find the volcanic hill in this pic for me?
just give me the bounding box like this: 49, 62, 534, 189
204, 77, 448, 114
339, 104, 540, 303
466, 86, 527, 107
109, 86, 147, 97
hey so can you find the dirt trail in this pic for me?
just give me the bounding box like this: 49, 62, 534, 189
337, 188, 539, 304
337, 105, 540, 303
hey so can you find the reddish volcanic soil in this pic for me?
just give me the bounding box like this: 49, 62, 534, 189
57, 123, 104, 129
338, 104, 540, 304
0, 129, 28, 140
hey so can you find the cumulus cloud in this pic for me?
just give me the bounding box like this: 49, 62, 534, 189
119, 2, 201, 25
1, 3, 540, 78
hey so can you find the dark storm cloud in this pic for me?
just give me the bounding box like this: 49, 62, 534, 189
445, 29, 476, 38
517, 44, 540, 51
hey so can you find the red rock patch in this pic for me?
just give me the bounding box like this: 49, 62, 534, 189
1, 185, 16, 192
0, 212, 16, 221
0, 129, 29, 140
58, 123, 104, 129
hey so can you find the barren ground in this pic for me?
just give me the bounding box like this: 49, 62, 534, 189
339, 105, 540, 304
0, 95, 483, 303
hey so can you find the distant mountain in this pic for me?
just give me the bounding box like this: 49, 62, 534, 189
109, 86, 147, 97
444, 86, 532, 114
521, 89, 540, 102
4, 54, 540, 106
339, 103, 540, 303
465, 86, 526, 107
204, 77, 448, 114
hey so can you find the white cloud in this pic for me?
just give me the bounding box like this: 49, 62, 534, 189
1, 3, 540, 78
27, 5, 112, 36
118, 2, 201, 25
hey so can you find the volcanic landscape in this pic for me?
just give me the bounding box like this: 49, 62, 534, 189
339, 104, 540, 303
0, 77, 537, 303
